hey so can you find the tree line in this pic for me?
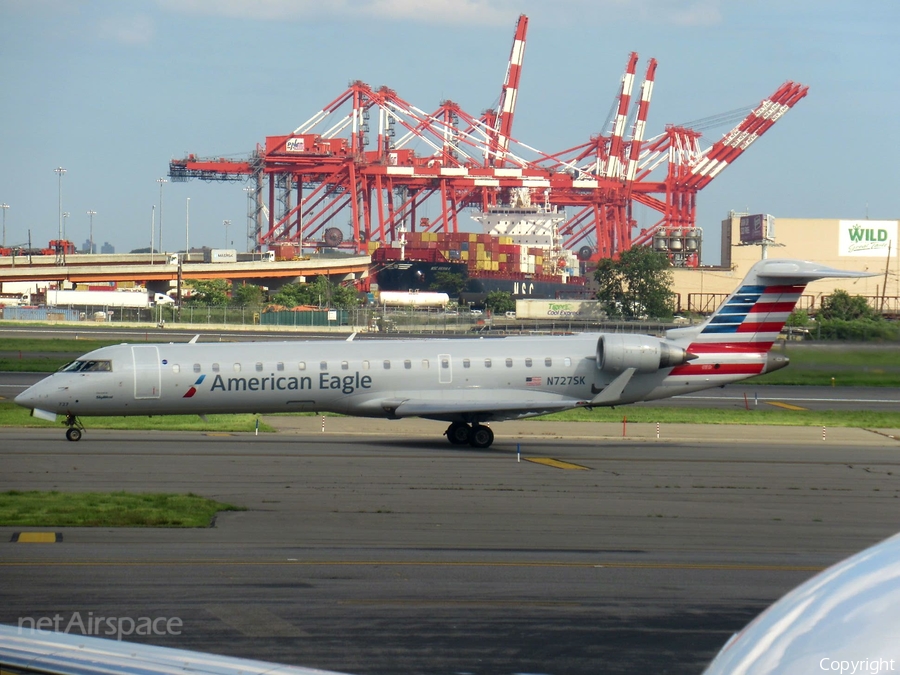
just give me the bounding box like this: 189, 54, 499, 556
185, 277, 359, 309
182, 249, 897, 341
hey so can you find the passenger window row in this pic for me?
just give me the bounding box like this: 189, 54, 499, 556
180, 356, 572, 373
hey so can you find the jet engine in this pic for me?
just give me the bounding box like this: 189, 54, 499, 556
596, 334, 694, 374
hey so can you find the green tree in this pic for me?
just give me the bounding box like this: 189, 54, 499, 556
272, 276, 359, 309
271, 283, 306, 307
187, 279, 230, 305
484, 290, 515, 314
429, 270, 468, 297
231, 283, 264, 306
819, 289, 878, 321
594, 246, 675, 319
785, 308, 810, 327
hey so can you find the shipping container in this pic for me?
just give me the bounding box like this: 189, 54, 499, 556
204, 248, 238, 263
514, 299, 607, 320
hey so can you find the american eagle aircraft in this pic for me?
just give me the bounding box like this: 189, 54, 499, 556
15, 259, 870, 446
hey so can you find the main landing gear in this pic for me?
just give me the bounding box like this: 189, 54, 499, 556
444, 421, 494, 449
64, 413, 85, 442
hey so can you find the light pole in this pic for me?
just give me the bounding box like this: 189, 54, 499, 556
185, 197, 190, 257
150, 205, 155, 264
0, 203, 8, 248
243, 185, 254, 253
223, 219, 231, 248
157, 177, 167, 253
86, 210, 96, 254
55, 167, 66, 264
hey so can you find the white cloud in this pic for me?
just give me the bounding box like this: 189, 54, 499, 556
364, 0, 514, 25
630, 0, 721, 26
96, 14, 156, 45
658, 0, 722, 27
155, 0, 517, 25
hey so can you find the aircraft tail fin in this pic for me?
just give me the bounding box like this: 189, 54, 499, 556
669, 259, 875, 357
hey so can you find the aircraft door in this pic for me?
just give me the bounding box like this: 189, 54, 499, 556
132, 346, 161, 399
438, 353, 452, 384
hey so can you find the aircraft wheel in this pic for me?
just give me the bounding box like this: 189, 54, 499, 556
65, 427, 82, 442
468, 425, 494, 449
446, 422, 471, 445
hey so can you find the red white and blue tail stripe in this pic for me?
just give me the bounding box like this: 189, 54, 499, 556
666, 259, 874, 382
689, 283, 806, 353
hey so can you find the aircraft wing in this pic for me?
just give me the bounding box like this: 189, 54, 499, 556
362, 390, 581, 421
0, 625, 349, 675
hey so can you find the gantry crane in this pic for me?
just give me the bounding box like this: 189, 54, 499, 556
169, 14, 807, 266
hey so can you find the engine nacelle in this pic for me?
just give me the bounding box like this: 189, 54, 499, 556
597, 334, 693, 374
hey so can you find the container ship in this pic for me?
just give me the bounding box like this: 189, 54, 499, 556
370, 193, 590, 305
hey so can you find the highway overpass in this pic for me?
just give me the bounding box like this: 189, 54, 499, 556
0, 254, 371, 287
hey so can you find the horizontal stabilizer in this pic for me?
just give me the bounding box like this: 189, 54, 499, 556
751, 259, 877, 285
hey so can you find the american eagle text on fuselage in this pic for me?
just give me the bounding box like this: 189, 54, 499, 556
209, 371, 373, 395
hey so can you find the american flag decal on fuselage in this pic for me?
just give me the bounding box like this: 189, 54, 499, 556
668, 283, 806, 377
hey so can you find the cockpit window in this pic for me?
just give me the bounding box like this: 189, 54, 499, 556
58, 360, 112, 373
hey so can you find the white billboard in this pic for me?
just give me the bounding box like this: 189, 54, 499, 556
838, 220, 897, 257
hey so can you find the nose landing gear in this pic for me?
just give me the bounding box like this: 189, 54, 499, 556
64, 413, 85, 442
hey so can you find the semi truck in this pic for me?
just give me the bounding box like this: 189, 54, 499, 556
45, 290, 174, 308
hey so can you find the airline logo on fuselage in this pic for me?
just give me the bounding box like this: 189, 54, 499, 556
206, 371, 372, 395
183, 375, 205, 398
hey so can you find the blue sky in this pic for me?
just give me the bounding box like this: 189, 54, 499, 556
1, 0, 897, 264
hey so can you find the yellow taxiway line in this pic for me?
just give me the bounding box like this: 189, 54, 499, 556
525, 457, 590, 470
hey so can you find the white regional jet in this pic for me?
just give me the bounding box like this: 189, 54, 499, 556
15, 259, 870, 446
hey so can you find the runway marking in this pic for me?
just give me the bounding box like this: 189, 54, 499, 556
341, 599, 581, 607
205, 604, 309, 637
680, 395, 900, 404
766, 401, 808, 411
526, 457, 590, 470
0, 560, 824, 572
11, 532, 61, 543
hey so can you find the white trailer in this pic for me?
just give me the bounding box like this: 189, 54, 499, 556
514, 299, 607, 320
379, 291, 450, 308
45, 290, 174, 308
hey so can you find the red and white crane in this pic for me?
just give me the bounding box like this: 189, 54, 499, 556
169, 16, 807, 267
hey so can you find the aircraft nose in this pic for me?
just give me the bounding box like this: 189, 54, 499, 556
14, 386, 37, 409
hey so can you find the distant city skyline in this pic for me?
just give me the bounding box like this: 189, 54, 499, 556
1, 0, 897, 264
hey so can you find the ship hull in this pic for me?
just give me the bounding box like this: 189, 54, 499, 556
374, 261, 590, 305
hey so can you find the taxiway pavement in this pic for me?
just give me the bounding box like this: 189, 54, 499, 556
2, 426, 900, 674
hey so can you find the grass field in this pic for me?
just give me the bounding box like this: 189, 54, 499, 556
0, 491, 243, 527
0, 401, 275, 432
752, 343, 900, 386
0, 337, 138, 372
538, 406, 900, 428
